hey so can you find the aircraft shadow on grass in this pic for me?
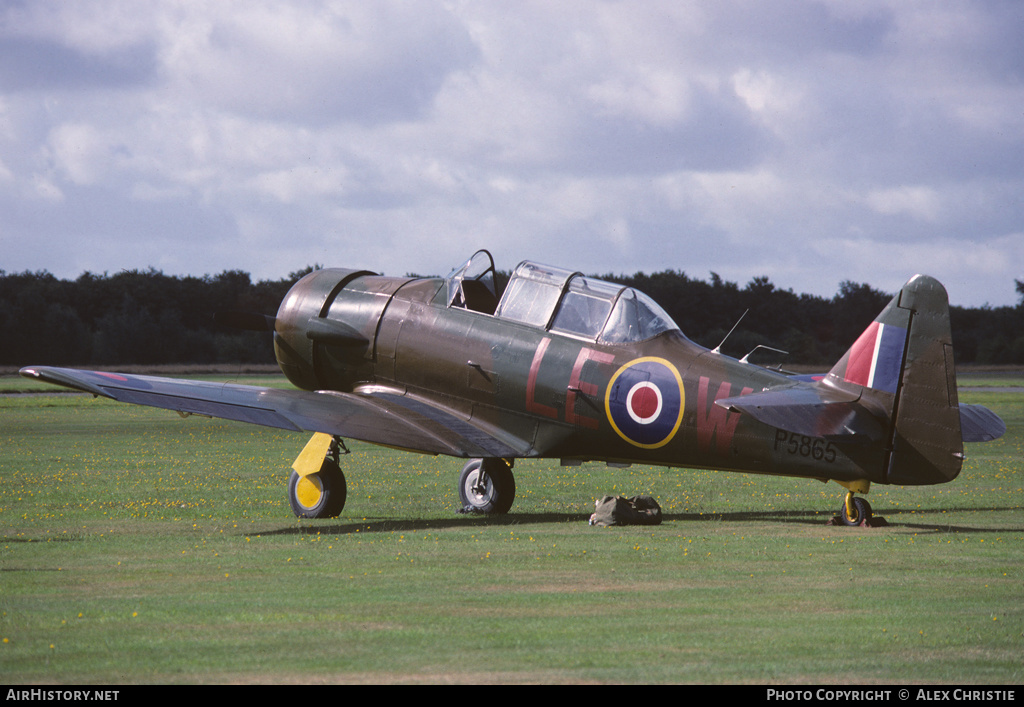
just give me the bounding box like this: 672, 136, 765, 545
256, 506, 1023, 537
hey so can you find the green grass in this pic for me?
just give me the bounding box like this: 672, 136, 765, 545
1, 380, 1021, 684
956, 372, 1024, 389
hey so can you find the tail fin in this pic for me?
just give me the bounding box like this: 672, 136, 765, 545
825, 274, 993, 485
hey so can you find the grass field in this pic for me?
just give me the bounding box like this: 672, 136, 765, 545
1, 374, 1021, 684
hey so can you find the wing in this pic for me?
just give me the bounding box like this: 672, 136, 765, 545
19, 366, 529, 459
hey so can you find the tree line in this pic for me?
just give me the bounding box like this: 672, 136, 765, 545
2, 267, 1022, 368
0, 268, 300, 367
605, 271, 1024, 366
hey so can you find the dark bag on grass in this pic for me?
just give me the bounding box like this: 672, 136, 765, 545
589, 495, 662, 526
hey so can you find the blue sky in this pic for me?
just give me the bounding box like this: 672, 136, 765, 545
1, 1, 1022, 306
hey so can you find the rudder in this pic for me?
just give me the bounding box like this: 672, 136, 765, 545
826, 275, 963, 485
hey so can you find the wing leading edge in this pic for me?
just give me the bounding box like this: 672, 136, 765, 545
19, 367, 529, 460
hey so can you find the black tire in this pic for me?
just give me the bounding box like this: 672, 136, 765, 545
288, 458, 347, 518
840, 496, 872, 526
458, 458, 515, 514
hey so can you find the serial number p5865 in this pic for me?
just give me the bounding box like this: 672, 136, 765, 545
773, 430, 837, 463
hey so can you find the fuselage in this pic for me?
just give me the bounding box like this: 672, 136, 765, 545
273, 265, 885, 485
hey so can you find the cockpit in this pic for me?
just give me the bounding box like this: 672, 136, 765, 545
444, 250, 680, 344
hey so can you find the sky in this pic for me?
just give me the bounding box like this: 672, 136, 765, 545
1, 0, 1022, 308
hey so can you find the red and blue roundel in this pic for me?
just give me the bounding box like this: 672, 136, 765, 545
604, 357, 684, 449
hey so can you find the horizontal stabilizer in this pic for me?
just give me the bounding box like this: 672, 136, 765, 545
715, 385, 884, 441
719, 386, 1005, 446
959, 403, 1006, 442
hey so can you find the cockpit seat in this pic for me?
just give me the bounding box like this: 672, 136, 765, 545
460, 279, 498, 314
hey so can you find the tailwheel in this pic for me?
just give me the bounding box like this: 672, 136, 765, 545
839, 492, 872, 526
289, 458, 347, 518
458, 458, 515, 514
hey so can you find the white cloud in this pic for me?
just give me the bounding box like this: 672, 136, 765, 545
0, 1, 1020, 307
808, 232, 1024, 306
864, 186, 942, 222
587, 67, 692, 127
158, 1, 476, 125
29, 174, 64, 202
47, 123, 111, 185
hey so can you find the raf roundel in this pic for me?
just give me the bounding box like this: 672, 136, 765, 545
626, 381, 662, 424
605, 357, 684, 449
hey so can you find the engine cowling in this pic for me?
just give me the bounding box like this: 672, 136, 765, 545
274, 268, 410, 392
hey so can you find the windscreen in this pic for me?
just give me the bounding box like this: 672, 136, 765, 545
599, 288, 679, 343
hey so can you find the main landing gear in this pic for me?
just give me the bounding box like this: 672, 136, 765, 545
288, 433, 347, 519
287, 438, 516, 519
458, 458, 516, 514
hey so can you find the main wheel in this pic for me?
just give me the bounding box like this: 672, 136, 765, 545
458, 458, 515, 514
839, 495, 872, 526
288, 458, 347, 518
